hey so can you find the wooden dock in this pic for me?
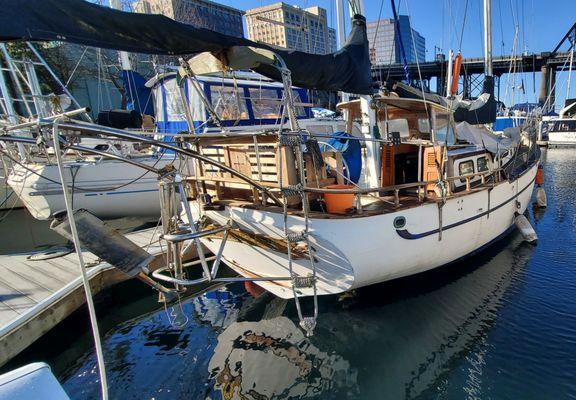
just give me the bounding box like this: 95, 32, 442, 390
0, 226, 167, 367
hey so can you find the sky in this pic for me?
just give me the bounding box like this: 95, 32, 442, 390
209, 0, 576, 109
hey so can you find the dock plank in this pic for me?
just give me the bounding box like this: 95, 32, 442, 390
4, 262, 69, 291
0, 307, 19, 327
0, 269, 51, 303
0, 227, 174, 367
0, 281, 37, 314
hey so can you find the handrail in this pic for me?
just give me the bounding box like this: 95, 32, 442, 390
1, 108, 90, 132
52, 120, 283, 206
302, 168, 503, 195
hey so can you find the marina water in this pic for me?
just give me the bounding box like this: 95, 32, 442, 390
7, 148, 576, 399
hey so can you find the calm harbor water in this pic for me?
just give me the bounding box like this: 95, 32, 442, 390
7, 148, 576, 399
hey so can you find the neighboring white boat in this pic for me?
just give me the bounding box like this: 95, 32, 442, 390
546, 102, 576, 146
547, 118, 576, 146
0, 161, 22, 211
7, 153, 186, 220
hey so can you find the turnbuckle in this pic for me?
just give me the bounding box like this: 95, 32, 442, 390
281, 183, 304, 197
299, 317, 317, 337
286, 231, 307, 243
293, 274, 315, 288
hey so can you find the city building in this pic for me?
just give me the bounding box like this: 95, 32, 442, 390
245, 3, 334, 55
133, 0, 244, 38
328, 27, 337, 53
367, 15, 425, 65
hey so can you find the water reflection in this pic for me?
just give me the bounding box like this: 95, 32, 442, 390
209, 317, 357, 399
203, 234, 532, 399
57, 227, 533, 400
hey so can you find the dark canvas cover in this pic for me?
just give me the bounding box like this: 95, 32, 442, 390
0, 0, 373, 94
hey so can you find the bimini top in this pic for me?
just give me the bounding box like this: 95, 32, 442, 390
0, 0, 373, 95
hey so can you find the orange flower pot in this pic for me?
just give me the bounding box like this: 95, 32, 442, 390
323, 184, 355, 214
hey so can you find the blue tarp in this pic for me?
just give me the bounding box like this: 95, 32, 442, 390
122, 70, 154, 116
321, 132, 362, 184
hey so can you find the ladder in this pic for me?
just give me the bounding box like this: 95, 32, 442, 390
277, 69, 319, 337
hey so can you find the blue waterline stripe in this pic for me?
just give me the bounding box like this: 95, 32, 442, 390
396, 175, 536, 240
83, 189, 158, 197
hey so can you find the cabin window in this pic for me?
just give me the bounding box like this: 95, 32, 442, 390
459, 160, 475, 176
164, 81, 186, 123
434, 114, 455, 144
249, 87, 281, 119
384, 119, 410, 138
552, 120, 576, 131
417, 118, 431, 134
477, 156, 489, 172
210, 86, 248, 121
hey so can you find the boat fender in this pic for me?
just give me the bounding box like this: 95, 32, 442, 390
535, 165, 544, 185
534, 187, 547, 208
514, 214, 538, 244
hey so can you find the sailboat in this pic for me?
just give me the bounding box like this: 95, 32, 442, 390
0, 0, 194, 221
0, 0, 539, 334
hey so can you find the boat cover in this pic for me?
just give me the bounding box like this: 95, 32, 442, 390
0, 0, 373, 95
385, 77, 497, 124
456, 121, 520, 154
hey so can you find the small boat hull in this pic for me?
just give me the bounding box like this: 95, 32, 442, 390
548, 131, 576, 146
7, 156, 185, 220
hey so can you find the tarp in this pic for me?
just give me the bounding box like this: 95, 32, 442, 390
456, 121, 520, 154
0, 0, 373, 94
321, 132, 362, 184
452, 76, 497, 124
385, 77, 497, 125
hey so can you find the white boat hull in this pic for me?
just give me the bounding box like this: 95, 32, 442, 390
191, 162, 538, 299
7, 156, 187, 220
548, 131, 576, 146
1, 162, 23, 211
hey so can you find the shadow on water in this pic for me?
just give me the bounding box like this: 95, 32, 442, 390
8, 147, 576, 399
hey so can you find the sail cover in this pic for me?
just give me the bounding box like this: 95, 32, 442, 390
0, 0, 373, 94
384, 77, 497, 124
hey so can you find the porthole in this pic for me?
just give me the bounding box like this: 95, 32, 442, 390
394, 216, 406, 229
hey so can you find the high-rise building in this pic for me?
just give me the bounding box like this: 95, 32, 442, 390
245, 3, 334, 55
367, 15, 425, 65
133, 0, 244, 38
328, 27, 337, 53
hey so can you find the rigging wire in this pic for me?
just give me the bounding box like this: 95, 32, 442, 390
52, 119, 108, 400
457, 0, 469, 52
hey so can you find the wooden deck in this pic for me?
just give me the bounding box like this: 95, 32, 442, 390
0, 226, 167, 367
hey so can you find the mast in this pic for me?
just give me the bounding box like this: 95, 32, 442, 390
335, 0, 347, 49
566, 37, 574, 100
483, 0, 493, 77
110, 0, 132, 71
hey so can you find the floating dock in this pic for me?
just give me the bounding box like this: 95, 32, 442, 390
0, 227, 166, 367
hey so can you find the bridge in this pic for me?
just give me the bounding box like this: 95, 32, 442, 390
370, 22, 576, 107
